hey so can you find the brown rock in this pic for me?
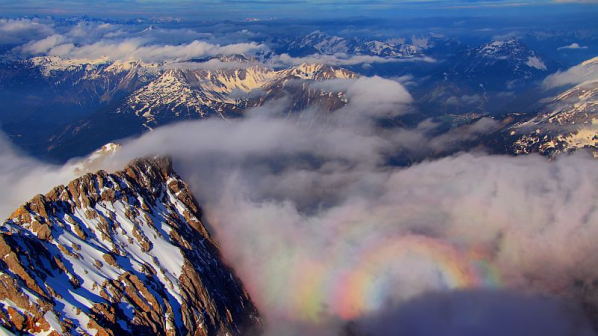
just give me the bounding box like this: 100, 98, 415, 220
0, 157, 261, 335
102, 253, 118, 268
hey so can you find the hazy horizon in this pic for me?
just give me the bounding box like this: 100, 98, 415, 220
1, 0, 597, 20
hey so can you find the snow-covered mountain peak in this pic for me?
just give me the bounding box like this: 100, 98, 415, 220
283, 63, 357, 80
477, 38, 527, 58
286, 31, 424, 58
72, 142, 122, 175
211, 54, 251, 63
304, 30, 325, 39
0, 157, 260, 335
27, 56, 161, 79
117, 64, 279, 128
142, 24, 157, 33
116, 62, 357, 129
195, 65, 276, 93
29, 55, 111, 76
446, 38, 554, 85
296, 31, 350, 54
104, 59, 160, 74
45, 61, 360, 156
476, 38, 548, 70
473, 38, 549, 71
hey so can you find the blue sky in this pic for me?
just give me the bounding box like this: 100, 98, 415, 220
0, 0, 596, 19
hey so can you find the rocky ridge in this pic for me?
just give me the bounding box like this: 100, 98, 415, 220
117, 62, 358, 130
0, 157, 260, 335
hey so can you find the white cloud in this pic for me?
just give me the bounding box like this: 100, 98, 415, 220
20, 36, 268, 62
20, 34, 68, 54
543, 57, 598, 89
104, 114, 598, 336
558, 43, 589, 50
11, 19, 269, 63
0, 18, 54, 44
0, 134, 78, 219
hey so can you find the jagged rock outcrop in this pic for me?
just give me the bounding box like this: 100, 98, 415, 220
0, 157, 260, 335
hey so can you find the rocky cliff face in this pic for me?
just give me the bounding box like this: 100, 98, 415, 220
0, 157, 260, 335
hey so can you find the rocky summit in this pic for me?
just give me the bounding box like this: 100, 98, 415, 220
0, 157, 260, 335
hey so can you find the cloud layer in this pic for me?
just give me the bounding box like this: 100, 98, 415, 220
543, 57, 598, 89
102, 76, 598, 334
11, 20, 269, 63
0, 18, 55, 44
113, 78, 598, 335
1, 73, 597, 335
0, 134, 78, 218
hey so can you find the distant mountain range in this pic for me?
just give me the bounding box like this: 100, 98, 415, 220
0, 55, 161, 157
1, 33, 593, 164
47, 61, 357, 160
279, 30, 424, 58
0, 55, 357, 161
273, 30, 466, 60
418, 38, 559, 115
433, 56, 598, 158
445, 38, 555, 89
